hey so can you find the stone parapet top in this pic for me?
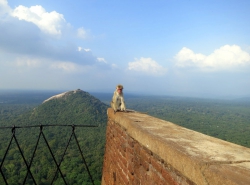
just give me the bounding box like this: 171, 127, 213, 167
107, 108, 250, 185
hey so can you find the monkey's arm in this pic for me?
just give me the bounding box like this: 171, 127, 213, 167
120, 96, 126, 111
110, 92, 118, 112
110, 101, 116, 111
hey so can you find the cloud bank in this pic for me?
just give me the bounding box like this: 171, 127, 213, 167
0, 0, 107, 69
128, 57, 167, 75
12, 5, 65, 36
174, 45, 250, 71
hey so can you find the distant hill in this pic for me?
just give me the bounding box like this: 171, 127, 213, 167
0, 89, 109, 185
14, 89, 109, 126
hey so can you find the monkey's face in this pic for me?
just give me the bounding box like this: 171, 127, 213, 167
117, 88, 123, 94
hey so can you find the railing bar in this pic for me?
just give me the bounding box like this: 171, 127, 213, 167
72, 127, 95, 185
0, 124, 97, 184
13, 133, 37, 185
41, 131, 68, 184
0, 127, 16, 185
0, 124, 98, 129
23, 130, 43, 184
51, 129, 74, 184
0, 133, 14, 169
0, 168, 8, 185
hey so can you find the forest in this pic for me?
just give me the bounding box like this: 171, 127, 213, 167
93, 92, 250, 148
126, 95, 250, 148
0, 90, 250, 184
0, 90, 108, 185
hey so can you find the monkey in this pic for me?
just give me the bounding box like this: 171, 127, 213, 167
110, 84, 126, 113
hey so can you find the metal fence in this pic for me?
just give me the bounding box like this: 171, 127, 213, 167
0, 124, 98, 185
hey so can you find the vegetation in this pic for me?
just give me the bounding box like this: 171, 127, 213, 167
0, 90, 108, 185
124, 95, 250, 148
89, 92, 250, 148
0, 90, 250, 184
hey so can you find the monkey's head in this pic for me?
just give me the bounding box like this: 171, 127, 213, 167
116, 84, 123, 94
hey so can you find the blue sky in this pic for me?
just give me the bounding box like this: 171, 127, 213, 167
0, 0, 250, 98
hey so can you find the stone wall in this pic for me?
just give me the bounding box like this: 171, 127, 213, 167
101, 108, 250, 185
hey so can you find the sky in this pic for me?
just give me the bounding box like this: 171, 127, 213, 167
0, 0, 250, 98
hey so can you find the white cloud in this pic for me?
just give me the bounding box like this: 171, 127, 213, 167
77, 27, 90, 39
0, 2, 97, 66
111, 63, 118, 69
0, 0, 7, 6
78, 47, 91, 52
11, 5, 65, 36
50, 62, 78, 72
128, 57, 167, 75
0, 0, 11, 16
78, 47, 83, 51
84, 48, 91, 52
15, 57, 41, 68
97, 57, 107, 63
174, 45, 250, 71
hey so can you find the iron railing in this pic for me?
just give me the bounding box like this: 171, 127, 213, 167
0, 124, 98, 185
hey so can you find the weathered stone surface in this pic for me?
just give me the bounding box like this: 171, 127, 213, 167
102, 108, 250, 185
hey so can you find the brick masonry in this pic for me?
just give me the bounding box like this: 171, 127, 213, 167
102, 118, 194, 185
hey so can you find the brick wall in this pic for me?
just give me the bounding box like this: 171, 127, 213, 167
102, 118, 193, 185
102, 108, 250, 185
